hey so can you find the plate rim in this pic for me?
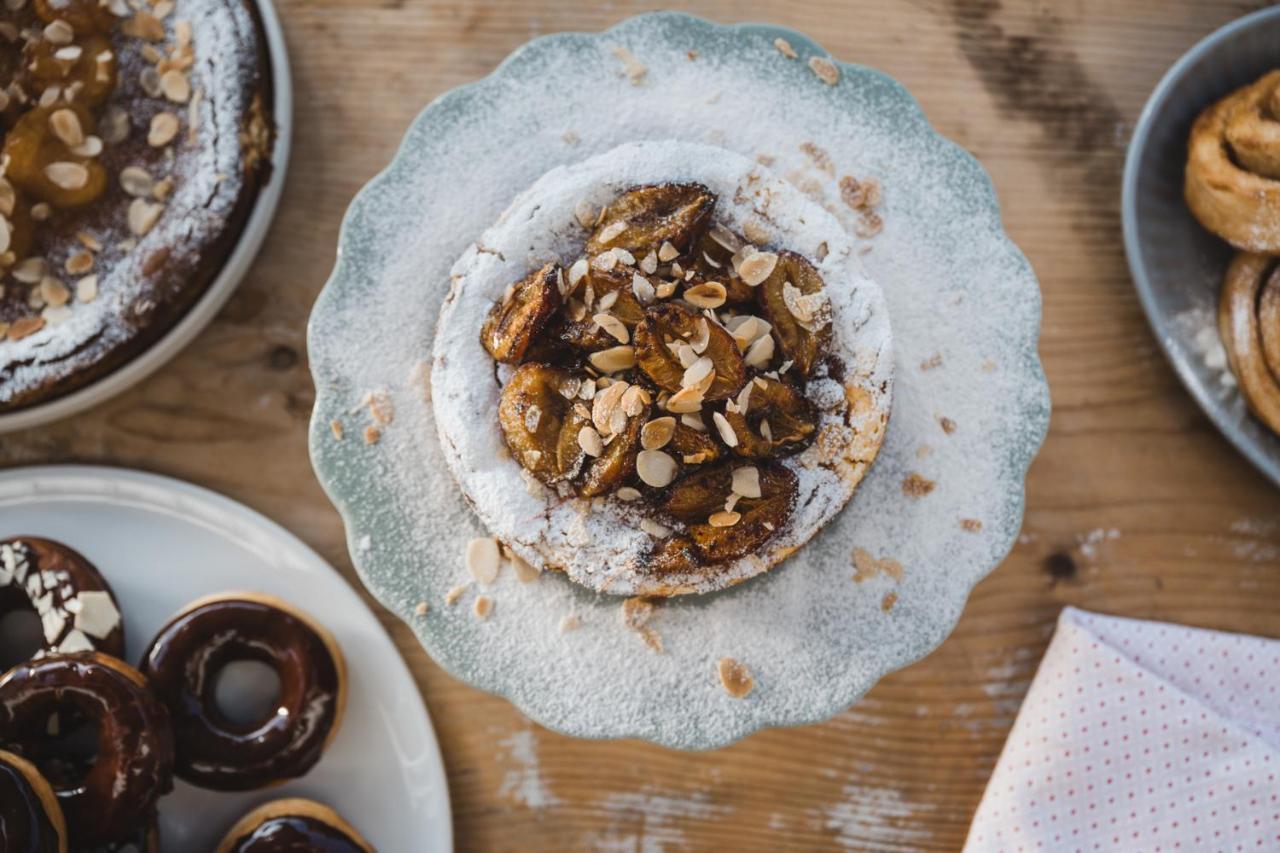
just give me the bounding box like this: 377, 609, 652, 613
0, 462, 453, 850
1121, 5, 1280, 490
0, 0, 295, 435
307, 10, 1050, 748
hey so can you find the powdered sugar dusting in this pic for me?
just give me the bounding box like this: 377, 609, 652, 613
308, 13, 1047, 747
433, 141, 891, 596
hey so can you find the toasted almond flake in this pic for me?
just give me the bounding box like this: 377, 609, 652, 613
363, 425, 381, 445
640, 416, 675, 451
444, 584, 467, 606
413, 601, 429, 616
743, 219, 770, 245
665, 385, 704, 414
39, 276, 69, 307
597, 289, 618, 311
558, 614, 581, 633
717, 658, 755, 698
160, 69, 189, 103
573, 198, 596, 228
330, 418, 344, 440
42, 304, 71, 325
588, 345, 635, 374
119, 165, 153, 197
44, 162, 88, 190
578, 425, 604, 457
774, 37, 797, 59
511, 553, 541, 582
54, 45, 82, 63
684, 281, 727, 309
64, 251, 92, 276
123, 10, 165, 41
567, 257, 589, 290
680, 412, 706, 432
37, 87, 59, 108
597, 219, 627, 244
657, 241, 679, 262
616, 487, 643, 502
809, 56, 840, 85
465, 537, 501, 584
70, 136, 102, 158
473, 596, 493, 619
636, 449, 677, 487
49, 109, 83, 147
43, 20, 73, 45
640, 518, 670, 538
655, 280, 677, 299
737, 251, 778, 286
0, 219, 8, 256
147, 112, 180, 147
591, 380, 628, 434
712, 411, 739, 448
759, 419, 773, 442
708, 510, 741, 528
743, 333, 775, 368
681, 356, 714, 390
139, 67, 163, 98
8, 315, 44, 340
30, 204, 51, 222
100, 107, 129, 144
127, 198, 164, 236
12, 258, 44, 283
593, 312, 629, 344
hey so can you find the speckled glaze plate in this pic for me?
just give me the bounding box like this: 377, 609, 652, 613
308, 13, 1049, 749
0, 466, 451, 851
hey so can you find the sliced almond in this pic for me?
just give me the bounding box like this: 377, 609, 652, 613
681, 355, 714, 390
127, 198, 164, 236
712, 411, 739, 448
743, 333, 775, 368
147, 112, 180, 147
636, 449, 677, 488
119, 166, 153, 197
578, 425, 604, 457
717, 658, 755, 698
593, 312, 629, 344
684, 281, 727, 309
159, 69, 190, 103
737, 251, 778, 286
64, 251, 92, 275
465, 537, 501, 585
39, 277, 69, 307
616, 486, 642, 501
49, 109, 83, 147
640, 416, 675, 450
665, 385, 704, 414
708, 510, 741, 528
588, 345, 636, 374
809, 55, 840, 85
731, 466, 761, 498
620, 384, 649, 417
658, 240, 679, 262
44, 162, 89, 191
473, 596, 493, 619
75, 275, 98, 303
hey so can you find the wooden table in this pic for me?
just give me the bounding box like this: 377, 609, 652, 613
6, 1, 1280, 849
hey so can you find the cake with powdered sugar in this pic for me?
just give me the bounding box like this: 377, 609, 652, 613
432, 141, 892, 597
0, 0, 274, 413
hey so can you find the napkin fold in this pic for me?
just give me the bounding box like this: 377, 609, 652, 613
965, 607, 1280, 852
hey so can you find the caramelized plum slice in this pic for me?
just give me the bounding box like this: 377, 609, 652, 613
586, 183, 715, 257
634, 303, 745, 401
668, 420, 722, 466
578, 399, 647, 497
652, 461, 797, 570
498, 363, 589, 485
558, 266, 647, 353
756, 251, 832, 377
481, 263, 562, 364
4, 104, 107, 209
721, 377, 816, 459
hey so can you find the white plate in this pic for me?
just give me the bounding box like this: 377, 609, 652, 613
0, 0, 293, 435
0, 466, 451, 852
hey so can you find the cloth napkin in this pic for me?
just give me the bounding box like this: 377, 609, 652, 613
965, 607, 1280, 852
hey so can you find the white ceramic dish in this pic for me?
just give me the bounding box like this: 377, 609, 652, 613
0, 465, 451, 852
0, 0, 293, 435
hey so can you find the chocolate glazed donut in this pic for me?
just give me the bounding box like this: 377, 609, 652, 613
0, 654, 174, 846
140, 592, 348, 791
0, 748, 67, 853
216, 798, 374, 853
0, 538, 125, 667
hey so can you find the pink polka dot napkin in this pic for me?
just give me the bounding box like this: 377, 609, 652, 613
965, 606, 1280, 852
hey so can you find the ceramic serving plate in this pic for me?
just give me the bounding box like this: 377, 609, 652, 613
308, 12, 1049, 749
1123, 6, 1280, 489
0, 466, 452, 851
0, 0, 293, 435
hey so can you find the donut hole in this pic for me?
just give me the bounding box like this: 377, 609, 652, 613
213, 659, 283, 727
26, 709, 99, 788
0, 606, 43, 671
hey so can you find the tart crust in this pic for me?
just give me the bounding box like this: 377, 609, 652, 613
432, 141, 892, 596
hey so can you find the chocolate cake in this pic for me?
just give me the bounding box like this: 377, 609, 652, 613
0, 0, 275, 413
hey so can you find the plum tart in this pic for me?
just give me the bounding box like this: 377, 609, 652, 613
433, 141, 892, 596
0, 0, 274, 413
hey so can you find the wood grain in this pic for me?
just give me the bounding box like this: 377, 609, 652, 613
5, 1, 1280, 849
